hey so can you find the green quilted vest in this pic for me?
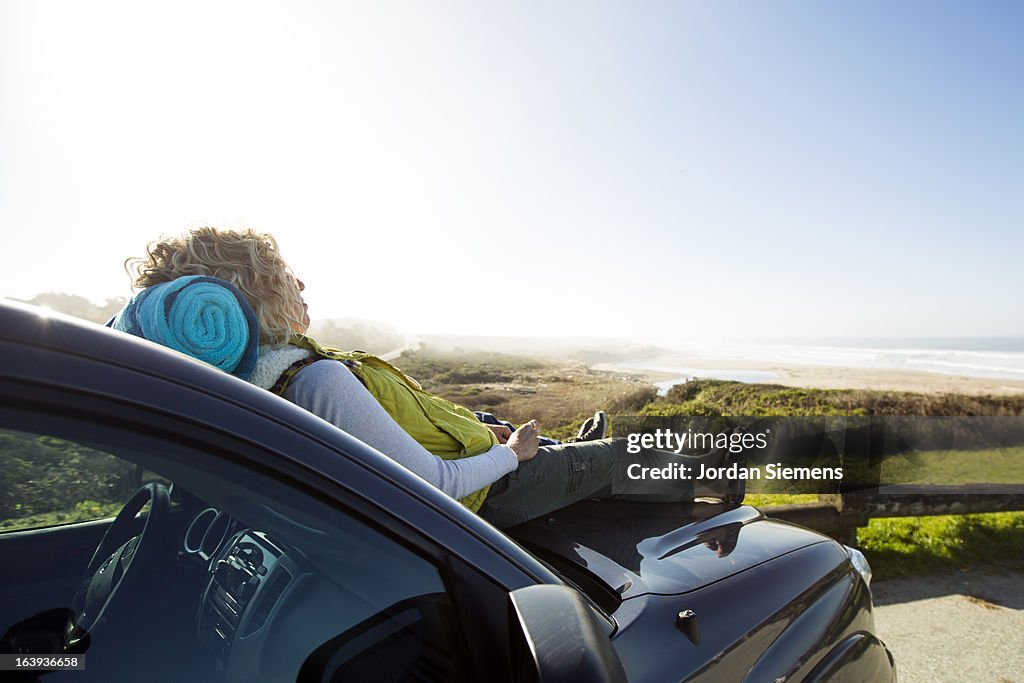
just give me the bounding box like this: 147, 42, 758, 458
288, 335, 497, 512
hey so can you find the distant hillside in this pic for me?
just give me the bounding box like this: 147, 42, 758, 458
10, 293, 407, 354
417, 333, 665, 362
307, 318, 404, 355
12, 293, 127, 324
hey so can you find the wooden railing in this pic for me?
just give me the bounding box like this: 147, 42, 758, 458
763, 485, 1024, 546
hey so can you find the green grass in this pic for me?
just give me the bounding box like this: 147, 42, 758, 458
648, 378, 1024, 417
744, 493, 818, 506
858, 511, 1024, 579
738, 446, 1024, 494
873, 446, 1024, 485
0, 500, 123, 533
744, 494, 1024, 580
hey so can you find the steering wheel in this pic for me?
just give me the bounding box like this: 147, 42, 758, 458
66, 483, 171, 647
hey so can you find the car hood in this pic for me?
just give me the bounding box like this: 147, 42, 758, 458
506, 501, 831, 600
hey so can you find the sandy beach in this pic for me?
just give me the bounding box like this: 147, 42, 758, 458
595, 353, 1024, 396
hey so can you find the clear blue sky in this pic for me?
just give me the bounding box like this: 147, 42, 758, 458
1, 0, 1021, 340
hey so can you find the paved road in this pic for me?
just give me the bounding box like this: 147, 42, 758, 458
380, 336, 419, 361
873, 569, 1024, 683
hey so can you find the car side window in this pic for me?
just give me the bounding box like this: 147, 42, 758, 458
0, 409, 472, 683
0, 428, 140, 533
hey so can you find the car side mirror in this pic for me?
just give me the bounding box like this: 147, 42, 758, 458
508, 584, 627, 683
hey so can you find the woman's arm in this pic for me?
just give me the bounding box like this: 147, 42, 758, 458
283, 359, 518, 499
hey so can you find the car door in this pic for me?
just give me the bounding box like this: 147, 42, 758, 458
0, 344, 537, 683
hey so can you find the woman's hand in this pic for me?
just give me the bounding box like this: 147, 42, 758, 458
485, 424, 512, 443
507, 420, 541, 463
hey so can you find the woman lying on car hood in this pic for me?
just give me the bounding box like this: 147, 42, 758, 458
116, 226, 732, 528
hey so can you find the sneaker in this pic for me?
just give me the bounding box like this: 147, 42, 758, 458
570, 416, 594, 442
573, 410, 608, 442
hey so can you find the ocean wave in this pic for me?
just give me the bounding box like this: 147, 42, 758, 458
688, 342, 1024, 381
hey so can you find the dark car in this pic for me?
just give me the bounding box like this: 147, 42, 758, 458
0, 301, 895, 682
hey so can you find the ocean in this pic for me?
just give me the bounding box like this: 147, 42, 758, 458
622, 337, 1024, 392
711, 338, 1024, 382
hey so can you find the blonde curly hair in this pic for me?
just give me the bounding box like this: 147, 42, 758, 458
126, 227, 304, 347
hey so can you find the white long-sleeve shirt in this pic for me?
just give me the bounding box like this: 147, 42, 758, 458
282, 359, 519, 499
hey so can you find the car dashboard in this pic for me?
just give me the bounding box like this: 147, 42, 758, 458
176, 507, 339, 683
